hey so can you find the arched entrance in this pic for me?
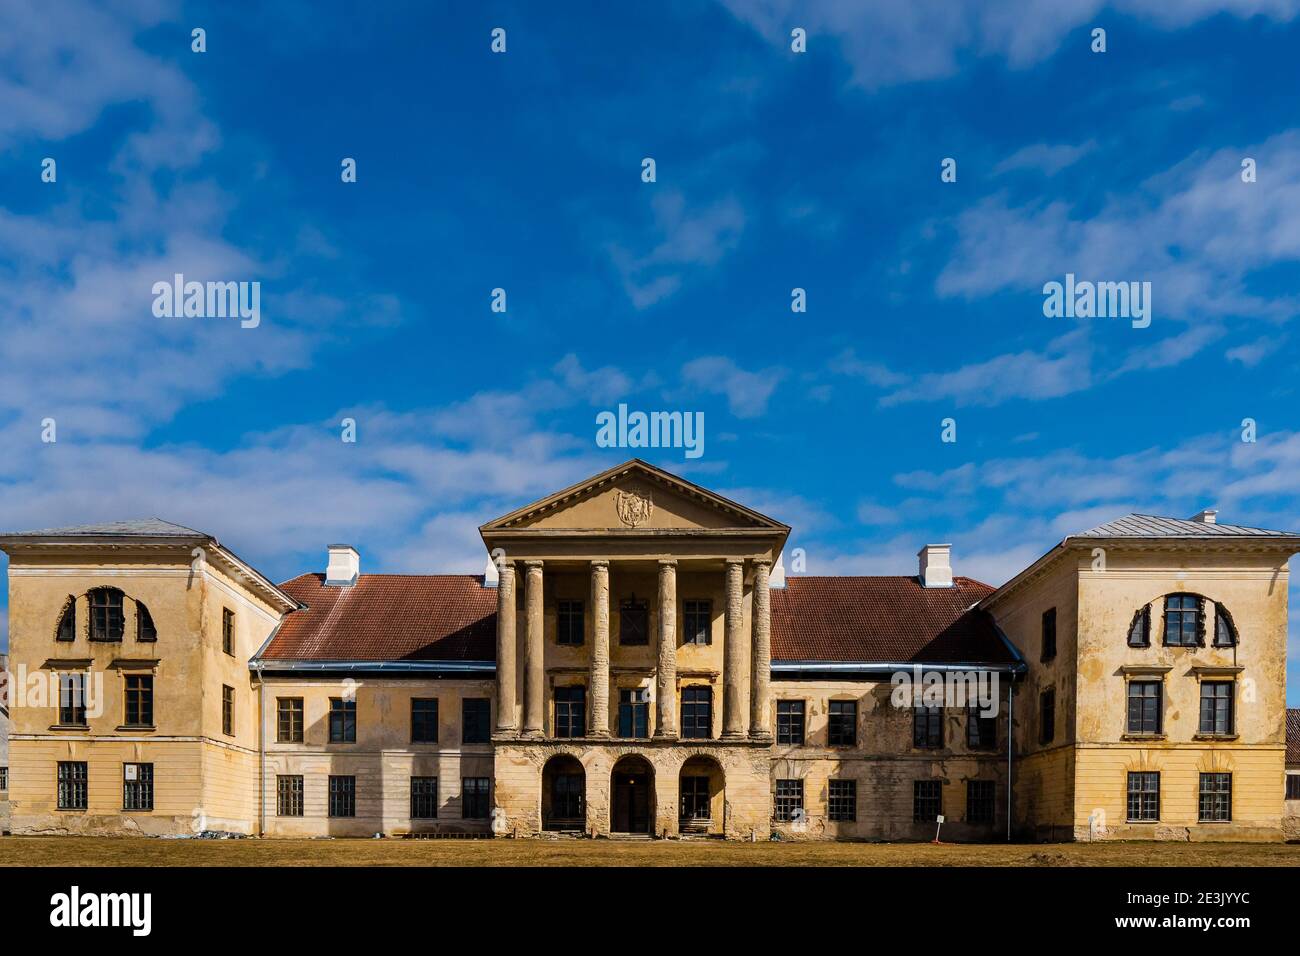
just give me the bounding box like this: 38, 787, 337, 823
542, 755, 586, 831
679, 756, 725, 836
610, 755, 655, 834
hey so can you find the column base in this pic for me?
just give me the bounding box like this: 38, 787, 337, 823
652, 730, 679, 741
520, 728, 544, 739
721, 730, 748, 740
589, 729, 611, 739
748, 730, 773, 742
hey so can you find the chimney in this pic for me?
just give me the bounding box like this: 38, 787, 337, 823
1191, 509, 1218, 524
325, 545, 360, 586
918, 544, 953, 588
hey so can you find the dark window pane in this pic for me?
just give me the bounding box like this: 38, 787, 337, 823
1198, 772, 1231, 822
776, 700, 805, 744
1041, 607, 1057, 661
124, 674, 153, 726
680, 686, 712, 739
89, 588, 125, 642
57, 761, 88, 810
619, 599, 648, 645
411, 698, 439, 743
554, 685, 586, 738
618, 688, 650, 738
682, 600, 712, 645
1199, 682, 1234, 735
462, 777, 490, 819
828, 779, 856, 822
913, 780, 941, 822
329, 698, 356, 743
462, 698, 491, 744
1126, 771, 1160, 822
774, 779, 804, 822
277, 698, 304, 743
966, 780, 995, 824
967, 706, 997, 749
913, 706, 943, 748
410, 776, 439, 819
328, 775, 356, 817
59, 673, 87, 726
1126, 681, 1162, 735
277, 775, 304, 816
828, 700, 857, 747
557, 600, 584, 646
136, 602, 157, 642
123, 763, 153, 811
56, 598, 76, 642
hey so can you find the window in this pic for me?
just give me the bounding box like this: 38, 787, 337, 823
1041, 607, 1057, 661
774, 779, 804, 822
462, 777, 490, 819
967, 705, 997, 750
554, 685, 586, 738
221, 685, 235, 736
329, 698, 356, 742
913, 780, 941, 823
1128, 605, 1150, 647
1126, 681, 1162, 735
123, 763, 153, 811
276, 775, 304, 816
776, 700, 805, 745
124, 674, 153, 727
277, 698, 304, 743
680, 776, 710, 820
1199, 682, 1234, 735
411, 698, 439, 743
411, 776, 439, 819
1127, 771, 1160, 822
966, 780, 995, 824
913, 706, 943, 749
1163, 594, 1202, 646
0, 767, 7, 791
89, 587, 125, 641
682, 599, 712, 645
222, 607, 235, 656
828, 780, 857, 822
1213, 603, 1238, 647
1286, 776, 1300, 801
58, 673, 87, 726
618, 687, 650, 738
56, 597, 75, 642
462, 698, 491, 744
136, 601, 157, 642
557, 600, 584, 646
680, 686, 713, 739
328, 775, 356, 817
618, 598, 648, 645
552, 773, 584, 821
1038, 688, 1055, 745
57, 761, 88, 810
1199, 772, 1232, 822
828, 700, 857, 747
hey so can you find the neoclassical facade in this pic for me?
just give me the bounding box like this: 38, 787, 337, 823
2, 460, 1297, 841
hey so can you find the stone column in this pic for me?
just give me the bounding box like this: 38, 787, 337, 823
749, 559, 772, 739
722, 558, 747, 738
494, 559, 517, 734
654, 559, 678, 738
589, 560, 611, 737
523, 560, 545, 736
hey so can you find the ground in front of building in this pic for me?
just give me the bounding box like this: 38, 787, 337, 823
0, 836, 1297, 867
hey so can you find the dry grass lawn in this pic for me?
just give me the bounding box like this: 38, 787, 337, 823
1, 835, 1297, 867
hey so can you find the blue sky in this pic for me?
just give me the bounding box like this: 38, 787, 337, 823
2, 1, 1300, 700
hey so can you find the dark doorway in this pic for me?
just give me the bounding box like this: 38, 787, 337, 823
611, 756, 654, 834
542, 755, 585, 831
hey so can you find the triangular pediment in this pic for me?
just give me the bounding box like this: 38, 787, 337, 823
480, 460, 789, 533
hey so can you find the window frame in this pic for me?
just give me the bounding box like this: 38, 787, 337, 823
276, 775, 304, 816
1163, 593, 1203, 647
122, 762, 154, 812
967, 704, 997, 750
966, 779, 995, 824
827, 700, 857, 747
1213, 603, 1238, 647
827, 779, 857, 822
276, 697, 304, 743
1125, 680, 1162, 736
462, 697, 491, 745
221, 684, 235, 737
682, 599, 712, 645
1198, 681, 1234, 736
411, 697, 439, 744
221, 607, 235, 656
776, 699, 806, 745
136, 601, 157, 643
328, 775, 356, 818
88, 587, 125, 642
58, 672, 88, 727
57, 761, 89, 811
556, 599, 584, 646
328, 697, 357, 743
618, 597, 649, 646
1039, 687, 1055, 745
1040, 607, 1057, 662
680, 685, 713, 740
410, 776, 439, 819
554, 685, 587, 739
1128, 605, 1151, 648
56, 597, 76, 642
913, 706, 943, 749
773, 779, 804, 822
1126, 770, 1160, 823
462, 777, 491, 820
123, 673, 154, 727
1198, 772, 1232, 823
913, 780, 941, 823
618, 687, 650, 739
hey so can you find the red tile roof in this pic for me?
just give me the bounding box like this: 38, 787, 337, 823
261, 574, 496, 661
1288, 709, 1300, 766
770, 576, 1011, 664
260, 572, 1013, 667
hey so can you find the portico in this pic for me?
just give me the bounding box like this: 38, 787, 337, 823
480, 459, 787, 837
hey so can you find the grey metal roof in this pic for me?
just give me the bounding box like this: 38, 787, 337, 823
1075, 514, 1297, 538
0, 518, 207, 538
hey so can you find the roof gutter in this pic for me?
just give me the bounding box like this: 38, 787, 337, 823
248, 659, 496, 674
771, 660, 1027, 676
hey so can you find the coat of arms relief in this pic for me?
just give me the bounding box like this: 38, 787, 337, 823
615, 489, 654, 528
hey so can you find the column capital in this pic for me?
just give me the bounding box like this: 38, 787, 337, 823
752, 558, 772, 569
524, 558, 545, 569
724, 557, 745, 567
658, 558, 677, 567
590, 558, 609, 568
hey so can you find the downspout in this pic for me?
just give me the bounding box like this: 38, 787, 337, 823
255, 661, 265, 837
1006, 679, 1014, 842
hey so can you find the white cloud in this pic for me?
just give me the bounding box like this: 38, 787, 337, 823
994, 141, 1097, 177
680, 356, 783, 418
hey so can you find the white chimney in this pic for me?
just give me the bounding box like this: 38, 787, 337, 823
325, 545, 360, 586
918, 544, 953, 588
769, 554, 787, 589
1191, 509, 1218, 524
483, 555, 500, 588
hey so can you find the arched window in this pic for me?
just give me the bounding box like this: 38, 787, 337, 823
88, 587, 125, 642
1163, 593, 1204, 647
137, 601, 157, 642
1127, 605, 1150, 648
55, 597, 76, 642
1213, 602, 1238, 647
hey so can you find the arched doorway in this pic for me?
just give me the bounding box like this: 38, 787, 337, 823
542, 755, 586, 831
610, 755, 655, 834
679, 756, 725, 836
